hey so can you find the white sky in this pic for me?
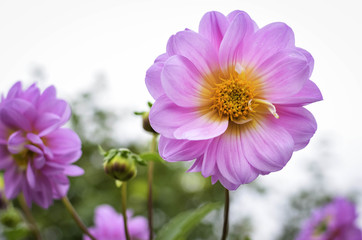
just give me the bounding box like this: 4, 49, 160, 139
1, 0, 362, 239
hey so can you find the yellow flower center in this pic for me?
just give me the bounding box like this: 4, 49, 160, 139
211, 72, 255, 122
210, 64, 279, 123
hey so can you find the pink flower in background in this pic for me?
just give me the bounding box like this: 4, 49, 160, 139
0, 82, 83, 208
84, 205, 148, 240
146, 10, 322, 190
296, 198, 362, 240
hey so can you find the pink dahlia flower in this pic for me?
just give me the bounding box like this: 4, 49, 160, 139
296, 198, 362, 240
0, 82, 83, 208
146, 10, 322, 190
84, 204, 148, 240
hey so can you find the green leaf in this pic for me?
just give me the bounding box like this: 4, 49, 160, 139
139, 152, 164, 163
156, 202, 222, 240
134, 111, 145, 116
147, 101, 153, 108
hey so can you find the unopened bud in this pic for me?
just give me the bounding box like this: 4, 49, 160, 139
142, 112, 157, 134
0, 207, 22, 228
103, 149, 138, 182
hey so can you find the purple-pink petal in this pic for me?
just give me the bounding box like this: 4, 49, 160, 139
166, 30, 219, 76
219, 11, 257, 72
257, 49, 310, 100
146, 61, 166, 100
241, 22, 295, 68
242, 118, 294, 173
198, 11, 229, 51
159, 136, 209, 162
162, 55, 212, 107
273, 80, 323, 106
276, 106, 317, 151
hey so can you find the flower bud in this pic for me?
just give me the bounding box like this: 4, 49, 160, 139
0, 207, 22, 228
142, 112, 157, 134
103, 149, 138, 182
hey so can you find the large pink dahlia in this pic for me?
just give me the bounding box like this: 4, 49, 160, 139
0, 82, 83, 208
146, 10, 322, 190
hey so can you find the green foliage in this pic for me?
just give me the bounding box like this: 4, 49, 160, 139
155, 202, 222, 240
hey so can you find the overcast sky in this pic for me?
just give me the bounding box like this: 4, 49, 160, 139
1, 0, 362, 239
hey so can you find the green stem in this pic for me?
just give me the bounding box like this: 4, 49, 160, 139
62, 196, 96, 240
148, 134, 157, 240
121, 182, 131, 240
18, 194, 42, 240
221, 188, 230, 240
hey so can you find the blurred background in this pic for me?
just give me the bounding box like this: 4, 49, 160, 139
0, 0, 361, 239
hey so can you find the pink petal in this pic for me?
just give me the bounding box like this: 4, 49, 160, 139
4, 166, 23, 199
0, 99, 36, 131
149, 95, 195, 138
6, 81, 22, 99
7, 130, 27, 154
219, 11, 257, 72
162, 55, 212, 107
166, 30, 219, 76
241, 22, 295, 68
0, 149, 12, 169
173, 110, 228, 140
26, 133, 43, 145
44, 128, 81, 155
26, 161, 37, 189
201, 128, 260, 187
276, 106, 317, 151
150, 95, 228, 140
242, 117, 294, 173
35, 113, 61, 136
273, 80, 323, 106
145, 61, 166, 100
64, 165, 84, 176
198, 11, 229, 51
158, 136, 209, 162
256, 49, 310, 100
297, 47, 314, 77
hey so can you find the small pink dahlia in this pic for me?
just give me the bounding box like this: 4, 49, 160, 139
296, 198, 362, 240
84, 205, 148, 240
146, 10, 322, 190
0, 82, 83, 208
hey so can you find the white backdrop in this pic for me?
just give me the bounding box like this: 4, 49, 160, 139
1, 0, 362, 239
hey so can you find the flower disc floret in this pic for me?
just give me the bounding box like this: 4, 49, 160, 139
146, 10, 323, 190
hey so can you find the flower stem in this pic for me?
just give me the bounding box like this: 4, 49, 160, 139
61, 196, 96, 240
148, 133, 157, 240
221, 188, 230, 240
18, 194, 42, 240
121, 182, 131, 240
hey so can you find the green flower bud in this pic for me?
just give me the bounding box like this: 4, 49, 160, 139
103, 149, 138, 182
0, 207, 22, 228
142, 112, 157, 134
